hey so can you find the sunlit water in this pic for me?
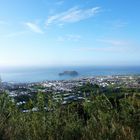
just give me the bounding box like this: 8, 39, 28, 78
0, 66, 140, 83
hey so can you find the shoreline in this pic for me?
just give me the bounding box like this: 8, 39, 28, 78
1, 74, 140, 84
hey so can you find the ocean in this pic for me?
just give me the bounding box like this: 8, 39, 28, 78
0, 66, 140, 83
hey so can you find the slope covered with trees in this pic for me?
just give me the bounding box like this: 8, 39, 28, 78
0, 86, 140, 140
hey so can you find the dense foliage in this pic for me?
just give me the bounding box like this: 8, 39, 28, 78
0, 87, 140, 140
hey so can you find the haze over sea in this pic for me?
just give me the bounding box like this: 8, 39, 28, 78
0, 66, 140, 83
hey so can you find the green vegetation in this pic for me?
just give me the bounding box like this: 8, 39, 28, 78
0, 86, 140, 140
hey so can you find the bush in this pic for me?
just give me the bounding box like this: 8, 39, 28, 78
0, 92, 139, 140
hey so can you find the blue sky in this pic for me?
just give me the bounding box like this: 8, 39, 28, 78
0, 0, 140, 67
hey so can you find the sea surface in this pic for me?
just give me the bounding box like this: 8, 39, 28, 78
0, 66, 140, 83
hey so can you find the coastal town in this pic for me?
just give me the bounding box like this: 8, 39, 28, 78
0, 75, 140, 110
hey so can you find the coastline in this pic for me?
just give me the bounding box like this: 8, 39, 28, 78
0, 66, 140, 83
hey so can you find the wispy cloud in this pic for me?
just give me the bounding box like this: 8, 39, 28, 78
114, 21, 128, 28
75, 39, 138, 53
25, 22, 43, 34
4, 31, 28, 38
97, 39, 127, 46
75, 42, 140, 53
0, 20, 9, 25
55, 0, 64, 5
110, 20, 128, 30
75, 46, 125, 53
46, 6, 101, 26
57, 34, 81, 42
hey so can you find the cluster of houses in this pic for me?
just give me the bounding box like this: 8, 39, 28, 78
0, 75, 140, 111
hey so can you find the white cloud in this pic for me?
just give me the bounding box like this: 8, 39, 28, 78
66, 34, 81, 41
107, 20, 128, 30
75, 46, 125, 52
57, 34, 81, 42
113, 20, 128, 28
0, 20, 9, 25
46, 6, 101, 26
115, 22, 128, 28
4, 31, 28, 38
55, 0, 64, 5
75, 43, 140, 54
25, 22, 43, 34
75, 39, 139, 53
97, 39, 127, 46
